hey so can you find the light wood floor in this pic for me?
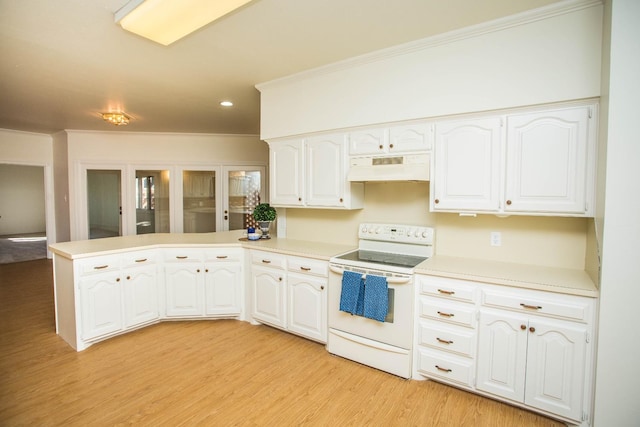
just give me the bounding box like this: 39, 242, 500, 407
0, 259, 563, 426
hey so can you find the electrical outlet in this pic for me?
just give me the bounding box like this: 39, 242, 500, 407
490, 231, 502, 247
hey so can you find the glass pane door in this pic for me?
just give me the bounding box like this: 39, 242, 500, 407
183, 170, 216, 233
136, 170, 170, 234
87, 170, 121, 239
225, 167, 265, 231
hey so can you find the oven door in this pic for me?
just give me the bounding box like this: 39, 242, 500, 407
327, 264, 414, 350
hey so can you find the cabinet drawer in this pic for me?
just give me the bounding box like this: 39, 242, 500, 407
419, 298, 476, 328
481, 287, 592, 322
287, 256, 328, 277
204, 248, 242, 263
416, 348, 474, 387
163, 248, 203, 263
251, 250, 286, 270
121, 250, 158, 268
417, 320, 476, 357
418, 275, 477, 303
76, 255, 121, 276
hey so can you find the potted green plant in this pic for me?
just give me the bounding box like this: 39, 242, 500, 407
252, 203, 277, 239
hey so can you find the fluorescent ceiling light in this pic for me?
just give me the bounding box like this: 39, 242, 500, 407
115, 0, 253, 46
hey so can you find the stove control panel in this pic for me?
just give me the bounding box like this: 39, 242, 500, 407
359, 223, 434, 245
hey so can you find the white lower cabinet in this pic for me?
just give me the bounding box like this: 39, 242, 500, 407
414, 274, 596, 426
251, 250, 328, 343
414, 275, 478, 389
77, 251, 159, 342
164, 248, 243, 318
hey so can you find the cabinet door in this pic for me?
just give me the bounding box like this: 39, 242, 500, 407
287, 272, 327, 343
389, 123, 432, 153
204, 262, 242, 316
476, 310, 528, 402
79, 271, 123, 340
349, 128, 388, 155
306, 134, 347, 207
123, 265, 159, 328
251, 265, 286, 328
269, 139, 304, 206
505, 106, 590, 214
525, 318, 587, 421
433, 117, 502, 212
164, 263, 204, 317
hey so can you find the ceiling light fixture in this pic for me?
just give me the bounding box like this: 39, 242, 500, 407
101, 111, 131, 126
220, 101, 234, 107
115, 0, 253, 46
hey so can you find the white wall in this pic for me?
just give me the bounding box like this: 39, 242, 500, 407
0, 164, 45, 234
258, 1, 603, 140
0, 128, 56, 248
593, 0, 640, 425
65, 130, 268, 240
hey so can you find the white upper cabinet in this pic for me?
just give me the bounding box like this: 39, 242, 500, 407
269, 139, 305, 206
432, 117, 502, 212
431, 102, 597, 217
505, 106, 592, 214
268, 134, 364, 209
349, 123, 432, 156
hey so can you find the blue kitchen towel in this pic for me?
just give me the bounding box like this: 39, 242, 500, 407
340, 270, 364, 314
363, 275, 388, 322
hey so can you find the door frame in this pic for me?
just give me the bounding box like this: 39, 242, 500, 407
0, 161, 55, 258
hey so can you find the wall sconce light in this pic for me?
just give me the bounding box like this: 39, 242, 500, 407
101, 111, 131, 126
115, 0, 253, 46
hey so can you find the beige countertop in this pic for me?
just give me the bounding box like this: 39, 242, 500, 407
416, 255, 599, 298
48, 231, 356, 262
50, 233, 598, 297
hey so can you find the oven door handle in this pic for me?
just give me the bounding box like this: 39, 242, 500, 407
329, 265, 412, 285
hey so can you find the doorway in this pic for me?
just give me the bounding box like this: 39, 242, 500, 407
0, 164, 47, 263
87, 169, 122, 239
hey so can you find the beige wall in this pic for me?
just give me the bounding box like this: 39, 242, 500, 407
0, 164, 45, 234
284, 181, 588, 269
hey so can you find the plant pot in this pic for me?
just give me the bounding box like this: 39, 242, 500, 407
257, 221, 272, 239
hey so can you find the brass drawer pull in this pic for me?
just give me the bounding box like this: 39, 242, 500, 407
300, 267, 311, 271
135, 258, 147, 263
435, 365, 452, 373
176, 256, 188, 259
436, 337, 453, 345
520, 303, 542, 310
437, 289, 455, 295
216, 255, 228, 259
262, 259, 271, 264
437, 311, 455, 318
94, 265, 109, 270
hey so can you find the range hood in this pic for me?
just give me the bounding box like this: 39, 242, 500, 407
347, 153, 430, 182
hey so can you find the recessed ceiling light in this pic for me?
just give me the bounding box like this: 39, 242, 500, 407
220, 101, 233, 107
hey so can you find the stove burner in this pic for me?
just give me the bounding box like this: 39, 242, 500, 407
335, 249, 427, 269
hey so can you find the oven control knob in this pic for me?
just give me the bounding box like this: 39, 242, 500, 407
375, 227, 382, 234
361, 225, 367, 234
406, 228, 413, 237
422, 230, 429, 238
414, 230, 421, 237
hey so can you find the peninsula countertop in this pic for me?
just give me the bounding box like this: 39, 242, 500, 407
48, 231, 356, 262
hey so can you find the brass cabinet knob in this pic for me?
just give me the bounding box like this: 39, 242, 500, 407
520, 324, 526, 330
434, 199, 440, 204
389, 143, 394, 149
378, 144, 383, 149
506, 200, 512, 205
529, 326, 536, 333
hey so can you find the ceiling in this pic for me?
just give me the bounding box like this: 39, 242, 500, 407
0, 0, 562, 136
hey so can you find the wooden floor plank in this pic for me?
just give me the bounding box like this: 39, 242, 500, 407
0, 259, 562, 426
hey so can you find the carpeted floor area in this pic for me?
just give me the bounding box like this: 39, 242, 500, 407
0, 232, 47, 264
